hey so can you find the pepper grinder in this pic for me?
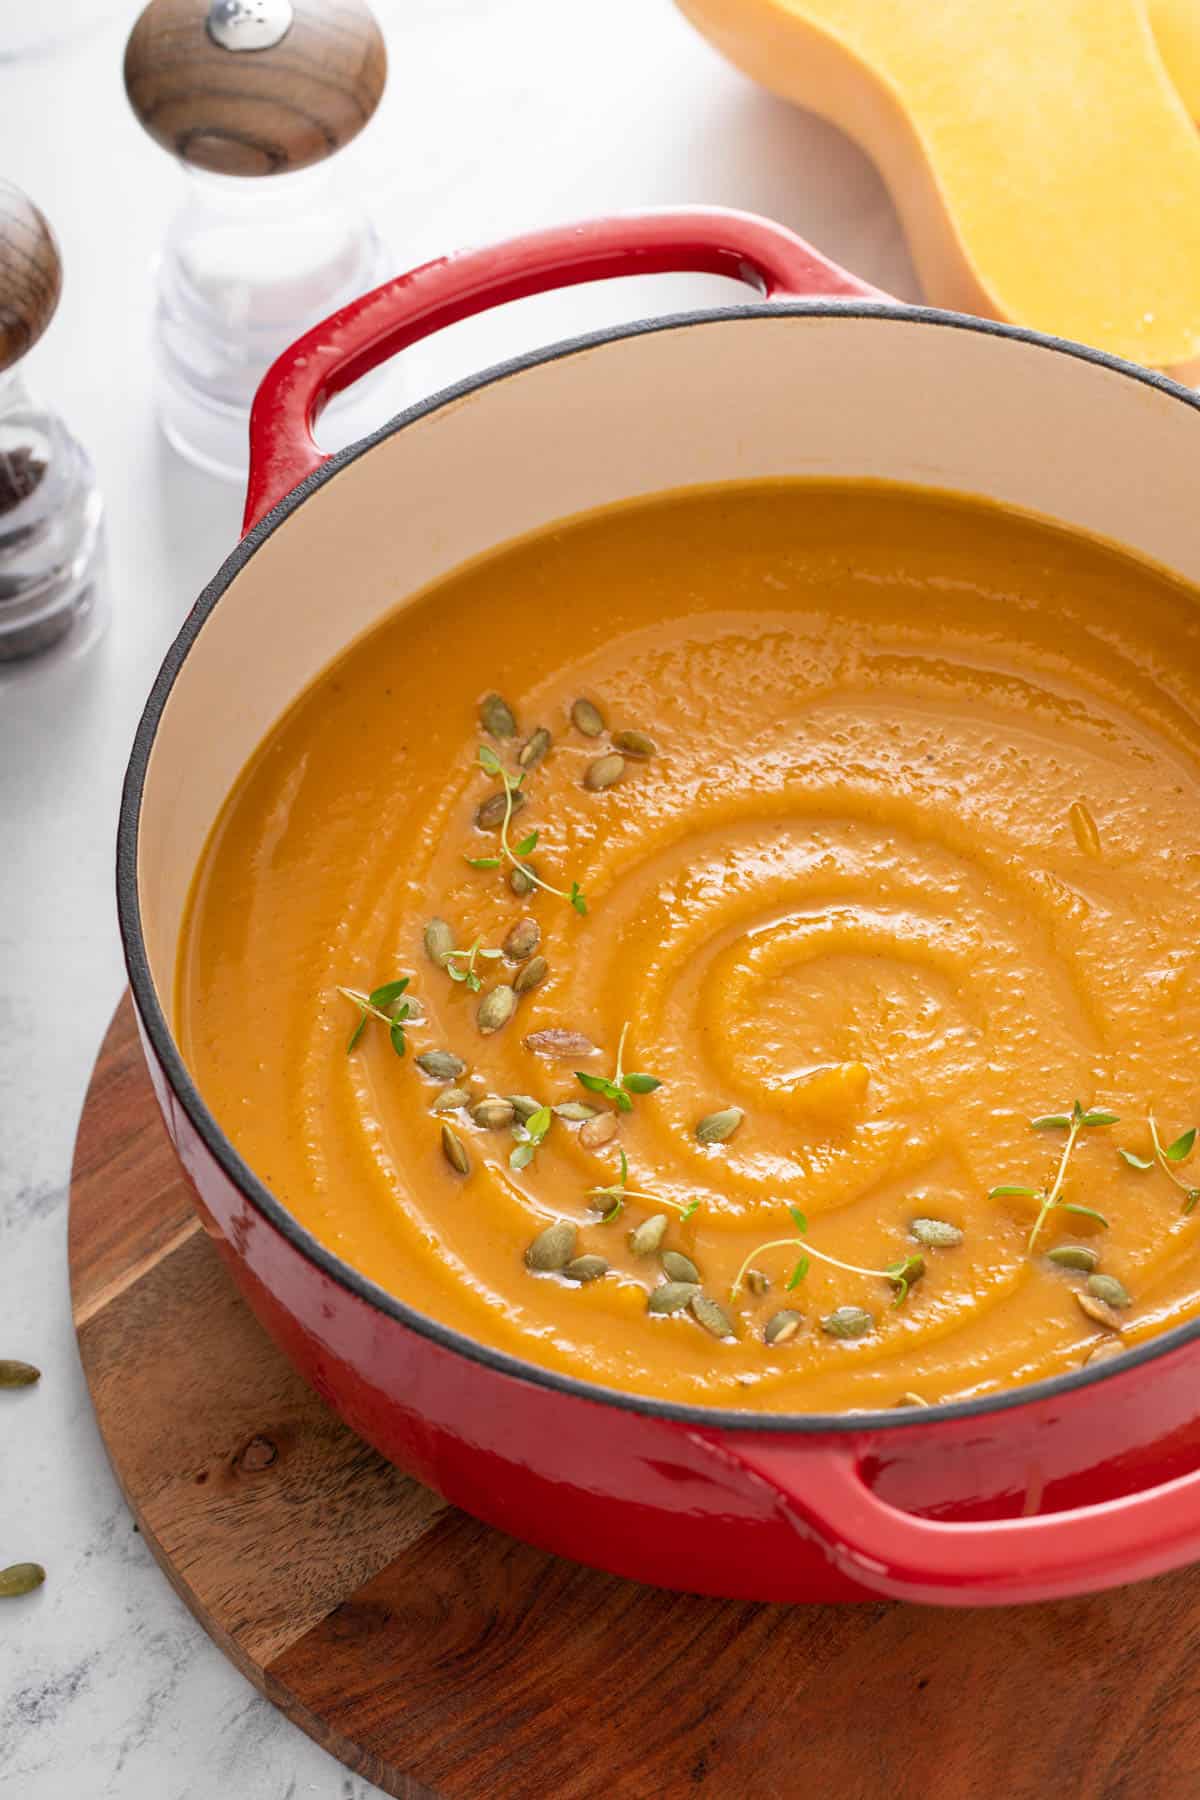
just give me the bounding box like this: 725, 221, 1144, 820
124, 0, 390, 481
0, 183, 106, 666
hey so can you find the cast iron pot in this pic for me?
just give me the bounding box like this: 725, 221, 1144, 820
119, 207, 1200, 1606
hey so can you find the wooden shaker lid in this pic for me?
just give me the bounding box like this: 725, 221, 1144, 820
0, 183, 62, 375
124, 0, 387, 178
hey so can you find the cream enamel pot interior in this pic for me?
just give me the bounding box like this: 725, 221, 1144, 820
120, 209, 1200, 1606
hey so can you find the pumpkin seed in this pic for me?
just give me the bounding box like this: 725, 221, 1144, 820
553, 1101, 599, 1122
477, 984, 517, 1035
424, 917, 455, 967
400, 995, 425, 1024
480, 692, 517, 738
509, 865, 536, 896
572, 696, 606, 737
648, 1281, 701, 1315
894, 1392, 931, 1407
696, 1107, 743, 1144
525, 1028, 598, 1061
1076, 1291, 1124, 1331
909, 1217, 964, 1249
508, 1093, 543, 1123
416, 1049, 466, 1082
0, 1562, 45, 1598
764, 1309, 802, 1345
502, 917, 540, 963
430, 1086, 472, 1113
691, 1294, 735, 1338
0, 1360, 40, 1388
1047, 1244, 1100, 1272
564, 1255, 608, 1284
440, 1125, 470, 1175
1084, 1338, 1125, 1365
1087, 1273, 1130, 1309
584, 752, 625, 792
526, 1221, 577, 1271
579, 1111, 619, 1150
471, 1096, 515, 1131
513, 955, 548, 996
612, 729, 656, 758
745, 1268, 771, 1296
476, 788, 525, 831
629, 1214, 669, 1256
518, 726, 552, 769
662, 1251, 700, 1284
821, 1306, 875, 1340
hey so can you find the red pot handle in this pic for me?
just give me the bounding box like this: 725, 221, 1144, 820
243, 206, 883, 534
701, 1436, 1200, 1605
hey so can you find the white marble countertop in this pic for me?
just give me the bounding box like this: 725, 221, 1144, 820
0, 4, 916, 1792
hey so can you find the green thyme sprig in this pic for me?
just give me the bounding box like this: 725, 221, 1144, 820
510, 1104, 553, 1172
989, 1099, 1116, 1251
468, 746, 587, 914
587, 1148, 699, 1224
575, 1021, 661, 1114
730, 1207, 924, 1306
1119, 1114, 1200, 1214
338, 979, 411, 1056
443, 938, 503, 994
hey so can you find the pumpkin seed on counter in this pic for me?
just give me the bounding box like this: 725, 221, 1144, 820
583, 752, 625, 793
416, 1049, 467, 1082
440, 1125, 471, 1175
821, 1306, 875, 1340
518, 726, 552, 769
512, 955, 548, 996
477, 984, 517, 1035
571, 696, 605, 737
564, 1255, 608, 1284
909, 1217, 964, 1249
526, 1221, 577, 1271
480, 691, 517, 738
611, 729, 656, 758
0, 1360, 41, 1388
696, 1107, 743, 1144
0, 1562, 45, 1599
629, 1214, 669, 1257
502, 917, 540, 963
763, 1310, 802, 1345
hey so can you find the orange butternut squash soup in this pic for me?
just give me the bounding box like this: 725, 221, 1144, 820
178, 481, 1200, 1412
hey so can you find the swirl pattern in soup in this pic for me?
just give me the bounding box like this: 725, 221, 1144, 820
178, 482, 1200, 1411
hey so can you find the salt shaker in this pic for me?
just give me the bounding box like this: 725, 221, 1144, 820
124, 0, 390, 480
0, 183, 106, 666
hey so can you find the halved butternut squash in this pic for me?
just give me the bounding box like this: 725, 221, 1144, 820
676, 0, 1200, 369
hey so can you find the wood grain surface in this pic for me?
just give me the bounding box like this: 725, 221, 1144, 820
123, 0, 387, 176
0, 181, 61, 373
70, 997, 1200, 1799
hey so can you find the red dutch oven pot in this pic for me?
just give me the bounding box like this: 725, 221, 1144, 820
119, 207, 1200, 1607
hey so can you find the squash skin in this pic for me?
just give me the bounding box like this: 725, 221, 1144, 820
676, 0, 1200, 370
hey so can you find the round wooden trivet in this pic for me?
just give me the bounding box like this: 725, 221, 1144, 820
69, 997, 1200, 1799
